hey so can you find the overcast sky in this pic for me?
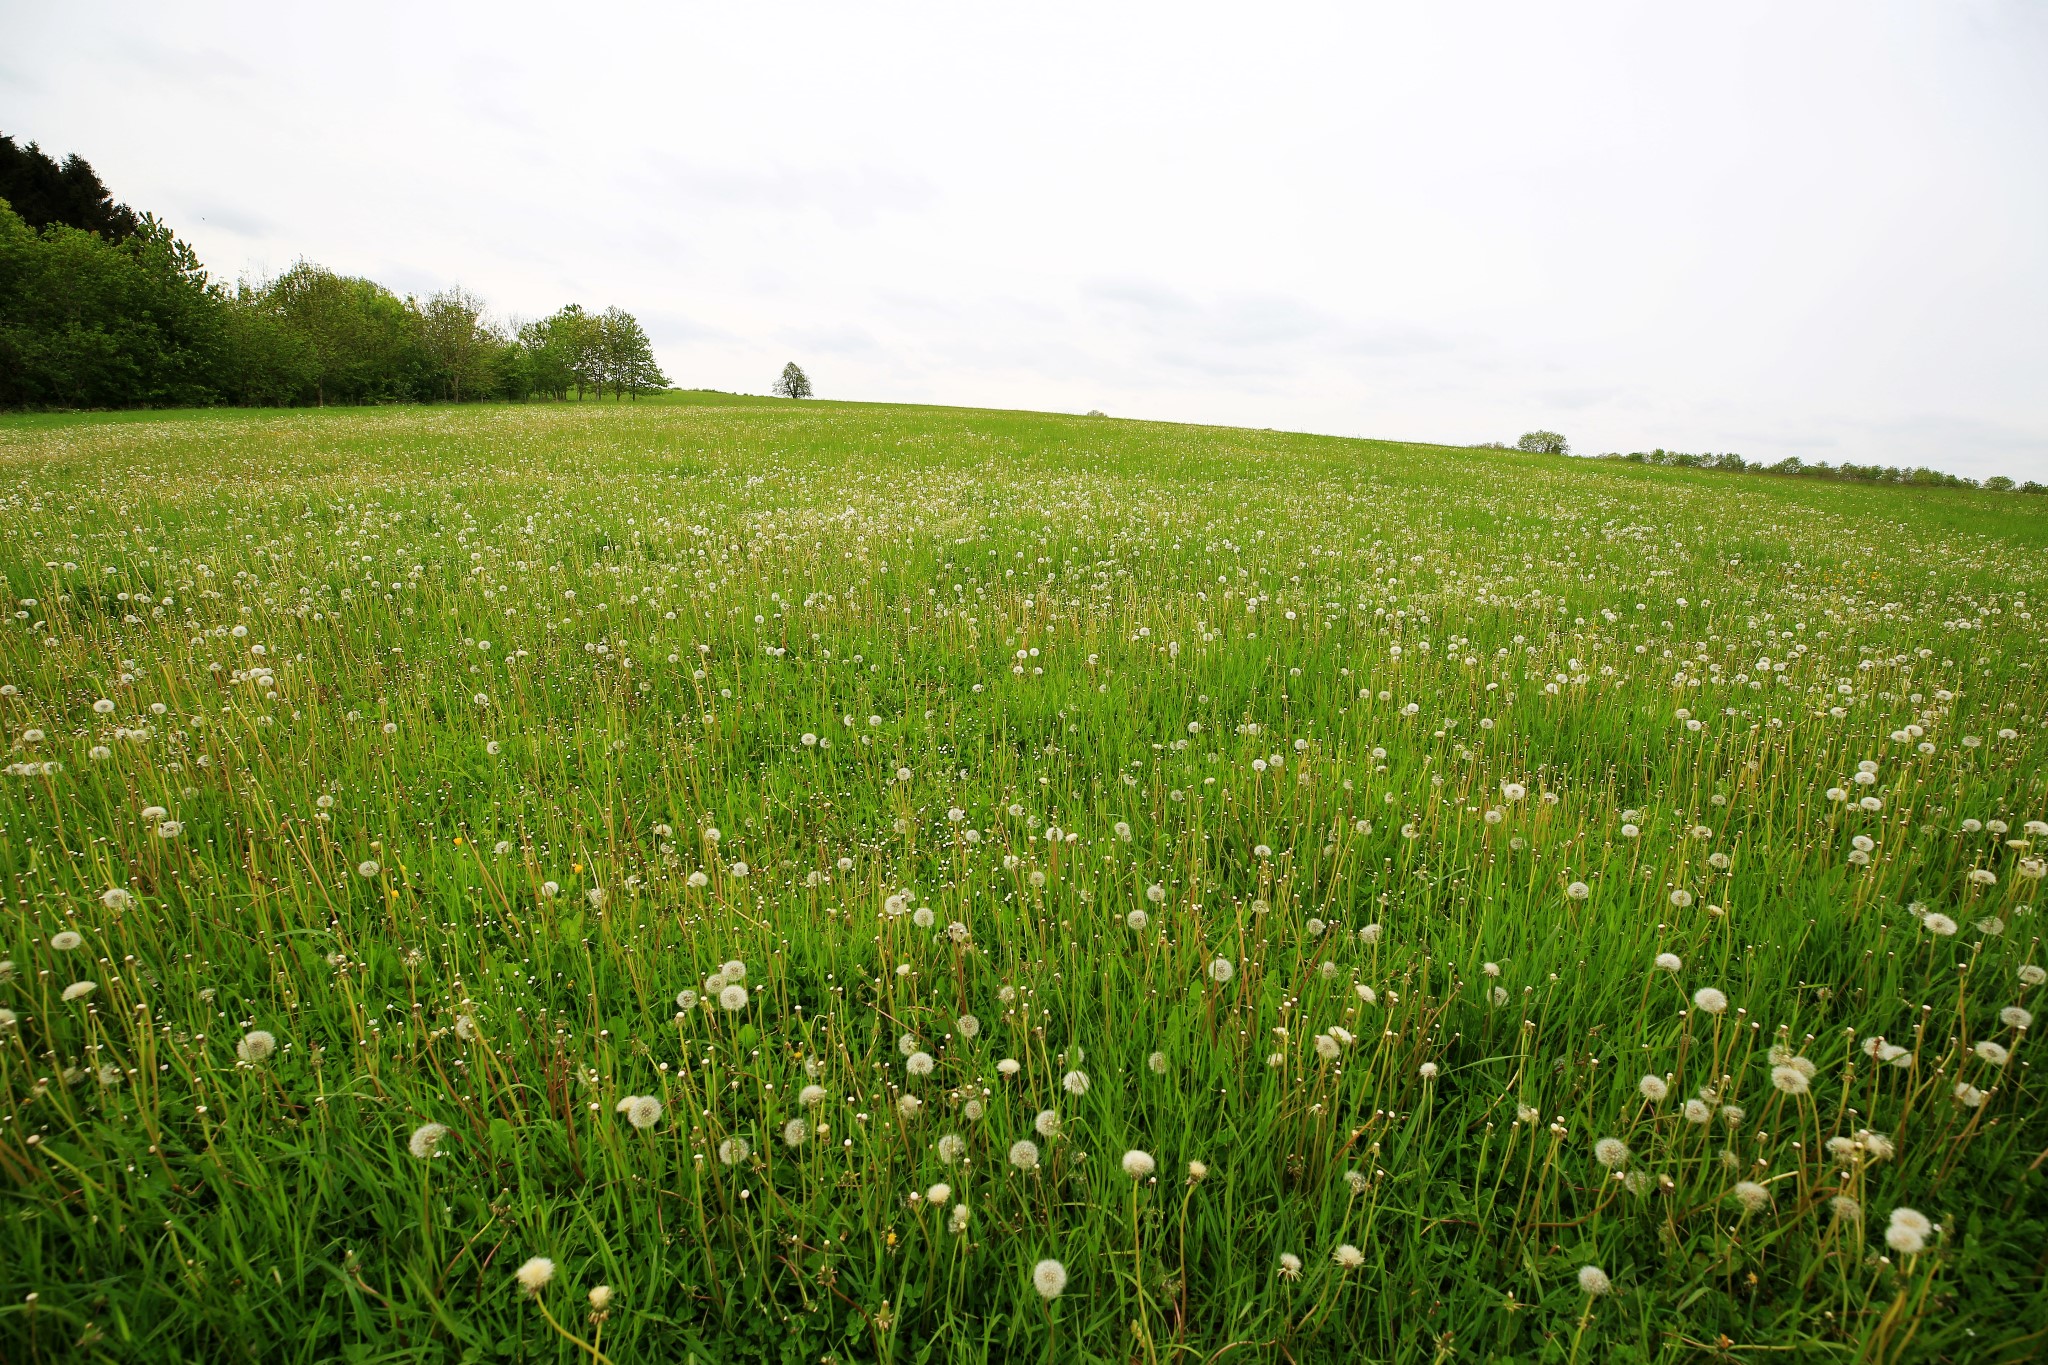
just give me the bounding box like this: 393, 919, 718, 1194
6, 2, 2046, 477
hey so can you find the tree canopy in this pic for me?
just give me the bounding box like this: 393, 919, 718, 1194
0, 136, 672, 411
773, 361, 813, 398
1515, 430, 1569, 456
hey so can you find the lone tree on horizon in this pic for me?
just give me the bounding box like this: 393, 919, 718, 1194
1516, 430, 1569, 456
773, 362, 812, 399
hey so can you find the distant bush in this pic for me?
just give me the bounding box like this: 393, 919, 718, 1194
1516, 430, 1569, 455
1595, 447, 2034, 493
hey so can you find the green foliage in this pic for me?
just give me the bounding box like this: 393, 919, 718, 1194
773, 361, 813, 399
0, 133, 139, 240
1515, 430, 1568, 455
0, 144, 670, 413
0, 200, 228, 409
0, 399, 2043, 1362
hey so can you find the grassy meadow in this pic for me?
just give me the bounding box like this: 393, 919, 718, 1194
0, 394, 2044, 1363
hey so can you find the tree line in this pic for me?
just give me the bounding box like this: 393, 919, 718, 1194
0, 133, 668, 410
1599, 447, 2043, 494
1480, 427, 2038, 494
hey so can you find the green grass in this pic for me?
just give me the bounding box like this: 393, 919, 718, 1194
0, 396, 2043, 1363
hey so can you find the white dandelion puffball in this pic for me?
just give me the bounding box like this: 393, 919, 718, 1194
409, 1122, 450, 1159
1577, 1265, 1611, 1296
2020, 965, 2046, 987
718, 1136, 751, 1165
1683, 1098, 1712, 1124
1126, 908, 1149, 931
1208, 957, 1235, 984
1692, 987, 1729, 1014
1733, 1180, 1772, 1212
1121, 1149, 1155, 1179
1639, 1075, 1669, 1103
237, 1030, 277, 1064
1009, 1139, 1041, 1171
1035, 1109, 1062, 1138
62, 980, 96, 1002
938, 1133, 968, 1164
782, 1119, 809, 1147
1356, 984, 1377, 1005
2000, 1006, 2032, 1030
50, 930, 84, 952
1419, 1061, 1439, 1079
1771, 1065, 1811, 1095
1595, 1137, 1630, 1169
1566, 881, 1591, 901
515, 1256, 555, 1294
1654, 952, 1682, 973
1332, 1243, 1365, 1269
907, 1051, 935, 1077
357, 860, 380, 879
1032, 1258, 1068, 1299
1885, 1207, 1932, 1254
897, 1094, 924, 1120
1062, 1069, 1090, 1096
997, 1058, 1021, 1078
956, 1014, 981, 1039
1922, 913, 1957, 937
625, 1095, 663, 1129
1146, 882, 1167, 904
1148, 1051, 1168, 1074
100, 887, 134, 911
675, 989, 699, 1012
719, 984, 749, 1011
1974, 1040, 2009, 1066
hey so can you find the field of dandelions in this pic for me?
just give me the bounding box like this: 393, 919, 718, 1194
1, 395, 2044, 1364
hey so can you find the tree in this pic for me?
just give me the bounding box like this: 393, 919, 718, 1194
514, 314, 578, 400
413, 287, 499, 402
773, 362, 812, 399
596, 307, 668, 398
1515, 430, 1568, 456
0, 134, 139, 240
247, 262, 428, 405
0, 200, 228, 409
540, 304, 603, 399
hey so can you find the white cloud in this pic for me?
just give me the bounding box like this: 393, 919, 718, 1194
5, 0, 2045, 477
